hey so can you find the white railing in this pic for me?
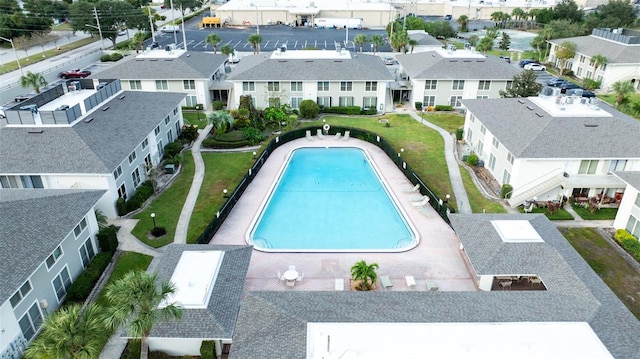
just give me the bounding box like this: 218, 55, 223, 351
508, 168, 565, 206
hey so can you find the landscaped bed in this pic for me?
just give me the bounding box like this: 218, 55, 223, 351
517, 206, 574, 220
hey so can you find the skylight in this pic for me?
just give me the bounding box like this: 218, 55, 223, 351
491, 220, 543, 243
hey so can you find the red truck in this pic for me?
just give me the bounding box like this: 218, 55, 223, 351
59, 69, 91, 79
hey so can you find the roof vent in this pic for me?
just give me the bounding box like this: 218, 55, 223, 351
584, 124, 598, 127
27, 129, 43, 134
463, 60, 471, 62
517, 99, 525, 104
535, 112, 544, 118
449, 60, 458, 62
135, 59, 144, 61
165, 59, 173, 61
150, 59, 158, 61
476, 60, 485, 62
278, 60, 287, 62
334, 60, 343, 63
305, 60, 314, 63
526, 106, 534, 110
118, 95, 126, 100
84, 117, 94, 123
102, 106, 110, 111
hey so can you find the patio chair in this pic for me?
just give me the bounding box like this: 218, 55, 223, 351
277, 271, 284, 282
426, 280, 439, 291
305, 130, 312, 141
296, 273, 304, 281
342, 130, 350, 140
412, 197, 430, 207
286, 280, 296, 288
288, 265, 296, 271
335, 278, 344, 291
404, 183, 420, 193
333, 132, 342, 140
316, 129, 325, 139
380, 275, 393, 290
405, 275, 416, 289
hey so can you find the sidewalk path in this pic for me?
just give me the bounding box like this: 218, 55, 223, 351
106, 218, 164, 257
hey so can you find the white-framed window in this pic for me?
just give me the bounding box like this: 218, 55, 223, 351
267, 81, 280, 91
155, 80, 168, 90
21, 176, 43, 188
52, 266, 72, 302
489, 153, 496, 171
625, 215, 640, 238
586, 70, 592, 79
317, 97, 331, 107
478, 80, 491, 90
339, 96, 354, 106
579, 55, 585, 63
157, 140, 164, 157
477, 140, 484, 156
164, 116, 170, 125
597, 75, 603, 82
132, 168, 141, 187
118, 183, 127, 199
154, 126, 160, 136
129, 80, 142, 90
576, 67, 583, 77
507, 152, 514, 165
19, 302, 43, 340
113, 165, 122, 179
450, 96, 462, 107
291, 97, 303, 109
466, 128, 473, 142
142, 138, 148, 150
183, 80, 196, 90
340, 82, 353, 91
452, 80, 465, 90
0, 175, 19, 188
363, 97, 377, 108
291, 82, 303, 92
476, 95, 489, 99
128, 150, 137, 164
175, 122, 181, 136
46, 246, 63, 270
502, 170, 511, 184
167, 129, 174, 143
480, 125, 486, 134
10, 281, 32, 308
506, 81, 513, 90
144, 154, 152, 171
79, 238, 96, 268
635, 194, 640, 207
579, 160, 598, 174
317, 81, 329, 91
243, 82, 255, 91
470, 115, 475, 123
173, 107, 178, 116
268, 97, 281, 107
492, 137, 499, 148
73, 218, 87, 238
185, 95, 197, 107
365, 81, 377, 91
424, 80, 437, 90
423, 96, 435, 107
609, 160, 627, 173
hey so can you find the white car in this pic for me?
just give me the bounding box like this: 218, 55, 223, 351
160, 25, 180, 33
524, 63, 546, 71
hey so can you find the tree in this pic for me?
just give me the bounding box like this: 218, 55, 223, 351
163, 0, 205, 16
299, 99, 319, 119
468, 34, 479, 47
544, 19, 583, 40
353, 34, 368, 53
220, 44, 234, 56
530, 34, 547, 61
207, 111, 235, 133
390, 29, 409, 52
350, 260, 379, 291
589, 54, 607, 78
555, 41, 577, 75
24, 303, 106, 359
104, 271, 183, 359
425, 21, 456, 39
205, 33, 222, 54
612, 80, 635, 107
485, 27, 499, 39
403, 16, 426, 30
369, 34, 385, 55
476, 36, 494, 52
408, 39, 418, 53
20, 71, 48, 93
583, 0, 639, 33
457, 15, 469, 32
499, 70, 543, 98
552, 0, 583, 23
69, 0, 148, 47
248, 33, 262, 54
132, 31, 148, 51
511, 8, 525, 28
498, 32, 511, 52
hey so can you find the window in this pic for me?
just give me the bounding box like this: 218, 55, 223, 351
19, 302, 43, 340
155, 80, 168, 90
157, 140, 164, 157
129, 80, 142, 90
267, 81, 280, 91
52, 267, 72, 302
579, 55, 585, 63
363, 97, 377, 108
317, 81, 329, 91
449, 96, 462, 107
291, 82, 303, 92
175, 122, 181, 136
20, 176, 43, 188
466, 128, 473, 143
10, 281, 32, 308
477, 140, 484, 156
470, 115, 475, 123
79, 238, 96, 268
167, 129, 174, 143
476, 95, 489, 99
291, 97, 303, 109
339, 96, 354, 106
242, 82, 255, 91
183, 80, 196, 90
340, 82, 353, 91
132, 168, 141, 187
365, 81, 377, 91
173, 107, 178, 116
46, 246, 63, 269
626, 216, 637, 234
492, 137, 499, 148
579, 160, 598, 174
502, 170, 511, 184
268, 97, 281, 107
424, 80, 437, 90
635, 193, 640, 208
0, 175, 19, 188
154, 126, 160, 136
185, 95, 197, 107
586, 71, 592, 79
452, 80, 465, 90
144, 154, 152, 172
128, 150, 137, 164
506, 81, 513, 90
118, 183, 127, 199
317, 97, 331, 107
164, 116, 170, 125
507, 152, 514, 165
480, 125, 486, 134
142, 138, 148, 150
576, 67, 583, 77
489, 153, 496, 171
423, 96, 435, 107
73, 218, 87, 238
609, 160, 627, 173
478, 80, 491, 90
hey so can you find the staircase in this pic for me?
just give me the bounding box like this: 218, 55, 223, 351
508, 169, 565, 207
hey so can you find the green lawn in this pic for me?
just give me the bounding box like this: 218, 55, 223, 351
561, 227, 640, 319
458, 165, 507, 213
95, 252, 153, 307
0, 37, 99, 74
422, 112, 464, 133
572, 204, 618, 220
182, 111, 208, 129
517, 206, 574, 220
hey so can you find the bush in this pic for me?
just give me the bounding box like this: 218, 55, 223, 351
202, 138, 250, 148
200, 340, 217, 359
243, 127, 265, 145
100, 53, 124, 62
163, 141, 183, 160
415, 102, 423, 111
583, 78, 601, 90
116, 197, 127, 216
614, 229, 640, 262
299, 99, 319, 119
65, 252, 113, 302
215, 130, 246, 142
455, 127, 464, 140
435, 105, 453, 111
126, 181, 155, 213
501, 184, 513, 199
97, 225, 119, 253
322, 106, 361, 115
212, 100, 224, 110
178, 125, 198, 143
466, 153, 479, 166
360, 107, 377, 115
151, 227, 167, 237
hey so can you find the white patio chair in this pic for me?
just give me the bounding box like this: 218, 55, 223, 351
316, 129, 325, 139
342, 130, 350, 140
305, 130, 312, 141
288, 265, 296, 271
296, 273, 304, 281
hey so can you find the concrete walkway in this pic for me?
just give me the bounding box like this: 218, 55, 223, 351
106, 218, 164, 258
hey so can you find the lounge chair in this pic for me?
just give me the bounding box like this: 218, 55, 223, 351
305, 130, 312, 141
333, 132, 342, 140
288, 265, 296, 271
405, 275, 416, 289
316, 129, 325, 139
404, 183, 420, 193
412, 197, 430, 207
286, 280, 296, 288
342, 130, 350, 141
380, 275, 393, 290
335, 278, 344, 291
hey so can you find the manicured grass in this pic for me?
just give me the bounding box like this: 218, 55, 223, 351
561, 227, 640, 320
517, 206, 574, 220
572, 204, 618, 220
0, 37, 99, 74
131, 152, 195, 247
422, 112, 464, 133
95, 252, 153, 307
182, 111, 208, 129
458, 165, 507, 213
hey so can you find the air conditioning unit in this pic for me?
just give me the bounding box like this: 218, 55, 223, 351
39, 299, 48, 309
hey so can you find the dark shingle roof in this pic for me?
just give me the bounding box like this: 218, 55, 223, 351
0, 189, 106, 303
149, 244, 252, 340
613, 171, 640, 190
549, 35, 640, 64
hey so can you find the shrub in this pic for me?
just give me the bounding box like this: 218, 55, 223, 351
564, 70, 574, 77
200, 340, 217, 359
178, 125, 198, 143
97, 225, 119, 253
100, 53, 123, 62
466, 153, 479, 166
435, 105, 453, 111
65, 252, 113, 302
455, 127, 464, 140
415, 102, 423, 111
163, 141, 183, 160
360, 107, 377, 115
116, 197, 127, 216
614, 229, 640, 261
126, 181, 155, 213
299, 99, 319, 119
215, 129, 246, 142
151, 227, 167, 237
212, 100, 224, 110
202, 138, 250, 148
322, 106, 361, 115
501, 184, 513, 199
243, 127, 265, 145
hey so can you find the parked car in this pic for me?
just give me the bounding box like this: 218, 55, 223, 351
444, 14, 453, 20
518, 59, 538, 68
499, 55, 511, 63
559, 82, 582, 93
566, 88, 596, 98
160, 25, 179, 33
59, 69, 91, 79
160, 4, 166, 8
546, 78, 568, 87
383, 56, 395, 65
524, 63, 546, 71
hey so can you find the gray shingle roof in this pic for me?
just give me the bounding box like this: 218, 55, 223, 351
229, 214, 640, 359
407, 32, 442, 46
0, 91, 186, 174
0, 189, 106, 304
227, 53, 393, 81
613, 171, 640, 190
461, 97, 640, 158
149, 244, 252, 340
549, 35, 640, 64
88, 51, 228, 80
396, 50, 522, 79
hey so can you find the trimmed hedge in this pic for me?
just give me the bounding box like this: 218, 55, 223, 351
455, 127, 464, 140
163, 141, 183, 160
466, 153, 479, 166
435, 105, 453, 111
299, 99, 319, 119
614, 229, 640, 262
202, 138, 250, 148
116, 197, 127, 216
65, 252, 113, 302
501, 184, 513, 199
100, 53, 123, 62
97, 225, 119, 253
322, 106, 362, 115
126, 181, 155, 213
212, 100, 224, 110
200, 340, 217, 359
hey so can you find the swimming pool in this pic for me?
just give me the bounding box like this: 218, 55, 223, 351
247, 147, 418, 252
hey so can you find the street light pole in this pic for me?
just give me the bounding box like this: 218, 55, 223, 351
150, 212, 157, 230
0, 36, 23, 76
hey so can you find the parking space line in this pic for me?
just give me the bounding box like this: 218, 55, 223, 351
234, 41, 241, 48
294, 40, 298, 49
273, 40, 279, 48
264, 40, 270, 48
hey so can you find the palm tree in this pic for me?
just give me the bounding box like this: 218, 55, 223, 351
247, 33, 263, 54
390, 30, 409, 53
457, 15, 469, 32
543, 26, 555, 62
20, 71, 48, 94
207, 110, 235, 133
589, 54, 607, 78
353, 34, 368, 53
408, 39, 419, 53
350, 260, 379, 291
511, 8, 525, 28
530, 35, 546, 61
612, 80, 635, 107
24, 303, 106, 359
104, 271, 183, 359
220, 44, 234, 56
205, 33, 222, 54
369, 34, 385, 55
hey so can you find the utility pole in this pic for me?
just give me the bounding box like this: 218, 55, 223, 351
93, 7, 104, 49
170, 0, 177, 46
148, 6, 156, 43
345, 0, 349, 49
180, 5, 187, 50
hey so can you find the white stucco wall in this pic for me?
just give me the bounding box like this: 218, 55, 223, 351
613, 185, 640, 229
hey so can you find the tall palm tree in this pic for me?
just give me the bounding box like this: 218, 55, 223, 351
511, 8, 525, 28
220, 44, 234, 56
543, 26, 555, 62
390, 30, 409, 53
457, 15, 469, 32
247, 33, 263, 54
207, 110, 235, 133
24, 303, 106, 359
612, 80, 635, 107
369, 34, 385, 55
205, 33, 222, 54
589, 54, 607, 78
353, 34, 368, 53
350, 260, 379, 291
408, 39, 419, 53
20, 71, 48, 93
104, 271, 183, 359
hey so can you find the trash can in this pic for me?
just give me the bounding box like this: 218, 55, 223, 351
164, 164, 175, 174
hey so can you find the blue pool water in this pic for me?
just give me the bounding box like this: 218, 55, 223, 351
248, 147, 417, 252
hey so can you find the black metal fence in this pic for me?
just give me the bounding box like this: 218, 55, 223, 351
195, 126, 454, 244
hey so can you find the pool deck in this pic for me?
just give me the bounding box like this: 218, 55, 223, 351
208, 135, 477, 292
